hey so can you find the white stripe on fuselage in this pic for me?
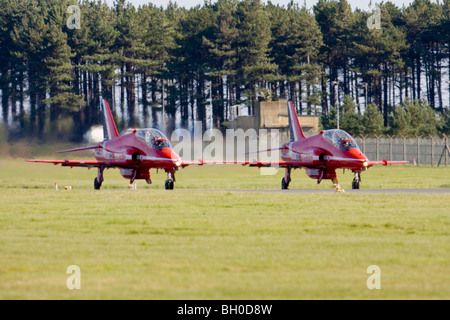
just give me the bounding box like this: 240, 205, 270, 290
125, 155, 178, 162
126, 154, 365, 163
284, 153, 366, 162
324, 156, 366, 162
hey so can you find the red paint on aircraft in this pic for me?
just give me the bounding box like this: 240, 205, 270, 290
27, 99, 198, 190
235, 101, 408, 191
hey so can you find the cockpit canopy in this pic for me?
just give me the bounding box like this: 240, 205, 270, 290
132, 128, 172, 151
322, 129, 359, 151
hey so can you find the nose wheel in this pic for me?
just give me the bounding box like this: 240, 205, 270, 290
281, 177, 290, 189
94, 177, 102, 190
352, 172, 361, 189
165, 171, 175, 190
165, 180, 174, 190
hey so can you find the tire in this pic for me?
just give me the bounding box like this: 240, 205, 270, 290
94, 177, 101, 190
165, 180, 174, 190
281, 178, 288, 190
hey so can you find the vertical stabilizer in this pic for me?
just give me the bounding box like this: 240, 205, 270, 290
102, 99, 120, 141
287, 101, 306, 141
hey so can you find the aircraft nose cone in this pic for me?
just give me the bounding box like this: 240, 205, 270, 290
161, 148, 182, 167
347, 148, 369, 167
348, 148, 366, 160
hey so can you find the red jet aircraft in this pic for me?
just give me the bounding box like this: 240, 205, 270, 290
28, 99, 193, 190
238, 101, 408, 192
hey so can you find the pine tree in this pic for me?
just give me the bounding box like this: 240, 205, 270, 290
389, 105, 412, 136
44, 0, 85, 140
268, 2, 323, 113
137, 4, 176, 123
444, 0, 450, 110
401, 98, 439, 136
171, 4, 215, 126
0, 0, 448, 142
202, 0, 239, 122
9, 0, 51, 138
314, 0, 355, 108
362, 103, 384, 136
235, 0, 276, 111
352, 2, 407, 127
0, 0, 14, 132
66, 0, 117, 139
340, 94, 363, 136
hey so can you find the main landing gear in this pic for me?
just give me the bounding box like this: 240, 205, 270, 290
281, 167, 291, 189
94, 166, 104, 190
332, 177, 344, 192
165, 171, 175, 190
279, 167, 361, 192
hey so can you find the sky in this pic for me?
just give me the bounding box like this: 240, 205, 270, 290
104, 0, 415, 11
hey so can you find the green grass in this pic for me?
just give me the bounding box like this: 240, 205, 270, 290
0, 158, 449, 299
1, 156, 450, 190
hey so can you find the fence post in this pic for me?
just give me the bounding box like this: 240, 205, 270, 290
430, 135, 434, 166
437, 135, 450, 167
376, 135, 380, 161
387, 135, 393, 161
416, 135, 420, 166
402, 135, 407, 162
360, 135, 367, 154
446, 135, 448, 167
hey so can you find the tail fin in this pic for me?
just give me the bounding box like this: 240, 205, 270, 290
102, 99, 120, 141
287, 101, 305, 141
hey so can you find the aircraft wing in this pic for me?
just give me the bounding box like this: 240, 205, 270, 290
26, 159, 111, 169
187, 160, 303, 168
366, 159, 409, 167
237, 160, 303, 168
53, 145, 101, 153
178, 159, 206, 168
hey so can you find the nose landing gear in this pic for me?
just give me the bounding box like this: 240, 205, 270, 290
165, 171, 175, 190
352, 172, 361, 189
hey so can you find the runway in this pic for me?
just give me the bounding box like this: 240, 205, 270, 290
191, 188, 450, 194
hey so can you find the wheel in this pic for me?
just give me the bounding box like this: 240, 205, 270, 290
352, 178, 360, 189
94, 177, 102, 190
281, 177, 289, 190
165, 180, 174, 190
352, 172, 361, 189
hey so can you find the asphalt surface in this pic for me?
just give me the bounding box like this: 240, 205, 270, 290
192, 188, 450, 194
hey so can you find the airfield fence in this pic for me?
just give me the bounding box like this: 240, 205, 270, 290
173, 133, 449, 166
354, 135, 449, 166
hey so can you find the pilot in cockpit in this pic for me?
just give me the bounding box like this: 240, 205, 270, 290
154, 139, 164, 149
341, 140, 351, 149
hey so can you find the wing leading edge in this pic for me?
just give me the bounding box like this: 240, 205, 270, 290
367, 159, 409, 167
26, 159, 109, 169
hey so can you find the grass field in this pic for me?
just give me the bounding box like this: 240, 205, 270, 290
0, 157, 449, 299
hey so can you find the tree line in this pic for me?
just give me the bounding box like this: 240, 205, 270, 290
0, 0, 449, 142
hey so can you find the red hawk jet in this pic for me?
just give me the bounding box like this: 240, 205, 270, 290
28, 99, 194, 190
238, 101, 408, 192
